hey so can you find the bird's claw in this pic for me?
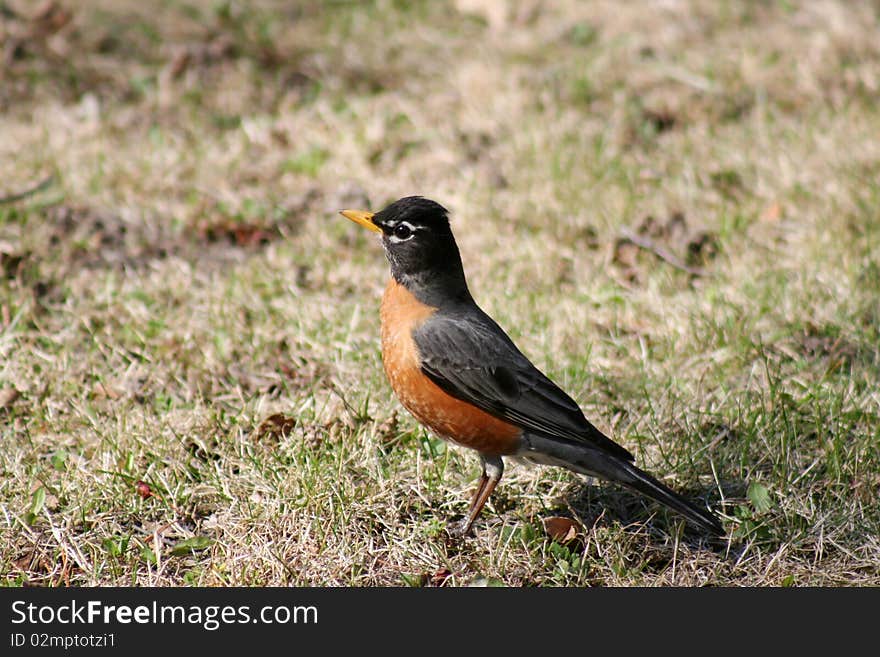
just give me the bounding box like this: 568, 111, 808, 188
446, 518, 472, 539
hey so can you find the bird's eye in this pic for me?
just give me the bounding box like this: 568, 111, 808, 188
393, 223, 413, 239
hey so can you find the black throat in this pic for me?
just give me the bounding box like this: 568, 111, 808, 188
370, 196, 474, 308
384, 239, 473, 308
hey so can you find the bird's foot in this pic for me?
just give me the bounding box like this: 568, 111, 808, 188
445, 518, 473, 539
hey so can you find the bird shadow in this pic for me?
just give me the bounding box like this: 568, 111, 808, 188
560, 480, 741, 556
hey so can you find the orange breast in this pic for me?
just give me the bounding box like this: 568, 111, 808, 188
379, 278, 522, 456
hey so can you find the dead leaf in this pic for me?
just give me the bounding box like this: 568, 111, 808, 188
0, 387, 20, 408
636, 214, 665, 239
256, 413, 297, 442
0, 250, 27, 278
686, 231, 720, 266
543, 516, 578, 543
278, 359, 325, 388
196, 218, 279, 248
185, 438, 221, 462
429, 567, 453, 587
13, 550, 36, 571
612, 238, 641, 269
233, 224, 274, 247
33, 1, 72, 34
165, 47, 191, 79
135, 481, 154, 499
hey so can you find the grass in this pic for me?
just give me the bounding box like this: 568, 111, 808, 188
1, 0, 878, 586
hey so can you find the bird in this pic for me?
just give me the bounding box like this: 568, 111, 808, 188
340, 196, 723, 537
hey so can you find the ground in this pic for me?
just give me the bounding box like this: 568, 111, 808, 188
1, 0, 878, 586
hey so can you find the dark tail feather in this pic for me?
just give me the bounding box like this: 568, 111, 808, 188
521, 435, 724, 535
617, 460, 724, 536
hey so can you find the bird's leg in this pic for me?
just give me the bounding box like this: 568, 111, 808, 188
448, 455, 504, 538
447, 466, 487, 538
467, 470, 490, 513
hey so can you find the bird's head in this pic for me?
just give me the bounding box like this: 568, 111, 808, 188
341, 196, 469, 302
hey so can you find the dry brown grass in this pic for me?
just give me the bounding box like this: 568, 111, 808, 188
1, 0, 878, 586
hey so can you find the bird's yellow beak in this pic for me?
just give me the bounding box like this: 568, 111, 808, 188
340, 209, 382, 233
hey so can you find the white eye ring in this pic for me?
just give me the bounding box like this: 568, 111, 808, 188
388, 222, 416, 242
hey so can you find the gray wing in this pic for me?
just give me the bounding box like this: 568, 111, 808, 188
413, 311, 634, 462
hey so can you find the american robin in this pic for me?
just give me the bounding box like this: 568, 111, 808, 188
341, 196, 723, 537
